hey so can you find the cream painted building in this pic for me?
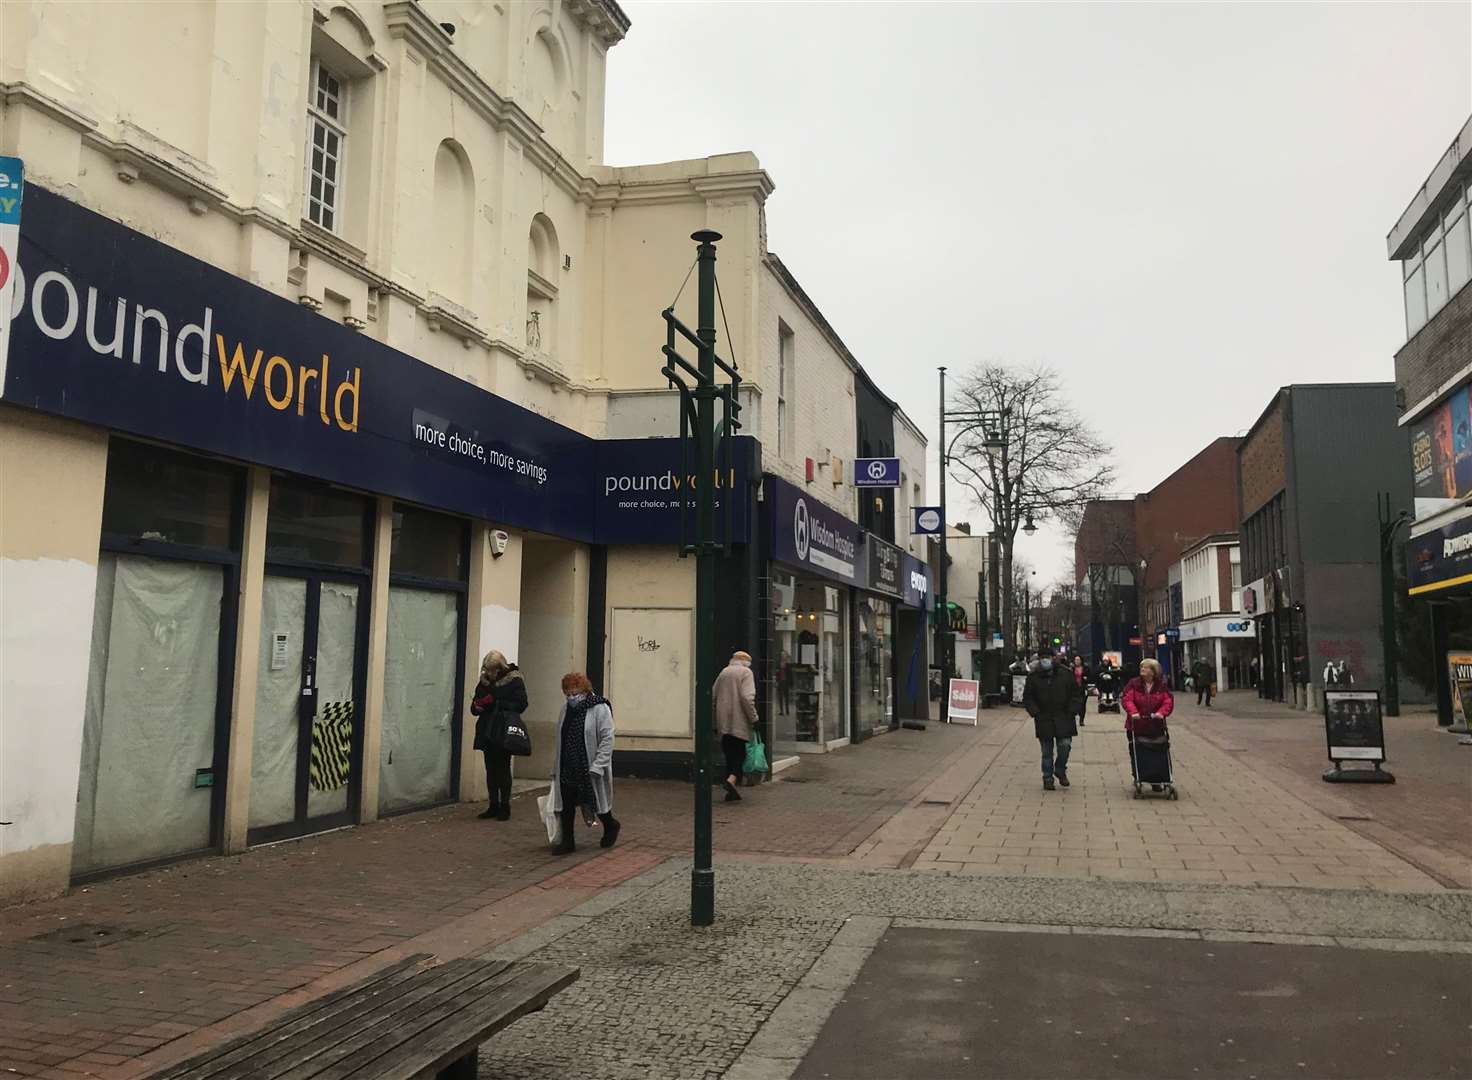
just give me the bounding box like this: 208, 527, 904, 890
0, 0, 928, 902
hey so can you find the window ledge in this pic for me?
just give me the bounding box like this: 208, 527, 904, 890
299, 219, 368, 264
527, 268, 559, 301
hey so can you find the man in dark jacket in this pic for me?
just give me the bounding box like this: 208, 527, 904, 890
1192, 657, 1217, 707
1023, 654, 1083, 791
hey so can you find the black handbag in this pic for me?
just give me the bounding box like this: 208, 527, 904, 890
499, 715, 532, 757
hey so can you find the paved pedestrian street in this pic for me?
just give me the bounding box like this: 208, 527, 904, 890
3, 696, 1469, 1078
916, 705, 1445, 890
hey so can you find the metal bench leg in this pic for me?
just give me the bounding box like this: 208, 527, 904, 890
437, 1051, 479, 1080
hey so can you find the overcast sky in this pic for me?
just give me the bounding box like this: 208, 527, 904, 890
604, 2, 1471, 585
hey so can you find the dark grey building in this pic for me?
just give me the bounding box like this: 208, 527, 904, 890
1237, 384, 1412, 709
1388, 115, 1472, 728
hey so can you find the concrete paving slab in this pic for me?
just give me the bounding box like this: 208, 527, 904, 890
795, 926, 1472, 1079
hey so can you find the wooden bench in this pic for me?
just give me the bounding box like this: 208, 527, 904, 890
152, 955, 578, 1080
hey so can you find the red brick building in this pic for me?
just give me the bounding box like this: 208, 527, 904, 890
1074, 438, 1241, 675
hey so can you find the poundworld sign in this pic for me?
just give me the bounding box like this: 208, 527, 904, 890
3, 185, 591, 539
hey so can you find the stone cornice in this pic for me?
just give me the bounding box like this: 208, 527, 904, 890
592, 168, 776, 210
566, 0, 631, 48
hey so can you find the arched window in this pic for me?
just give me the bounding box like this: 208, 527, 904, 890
526, 213, 559, 360
431, 140, 473, 304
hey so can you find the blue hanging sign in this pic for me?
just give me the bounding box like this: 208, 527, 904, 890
854, 456, 899, 487
912, 506, 944, 535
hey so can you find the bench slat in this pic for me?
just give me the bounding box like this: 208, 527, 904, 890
154, 956, 431, 1080
274, 963, 530, 1080
212, 960, 509, 1080
333, 964, 578, 1080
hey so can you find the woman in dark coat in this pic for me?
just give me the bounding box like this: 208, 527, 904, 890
469, 650, 527, 820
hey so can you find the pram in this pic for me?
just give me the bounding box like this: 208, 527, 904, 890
1130, 718, 1177, 799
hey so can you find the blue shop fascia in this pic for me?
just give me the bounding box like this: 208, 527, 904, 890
1, 184, 931, 886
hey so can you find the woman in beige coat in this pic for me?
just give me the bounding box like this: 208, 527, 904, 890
713, 650, 759, 802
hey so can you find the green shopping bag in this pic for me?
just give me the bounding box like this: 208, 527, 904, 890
744, 731, 768, 774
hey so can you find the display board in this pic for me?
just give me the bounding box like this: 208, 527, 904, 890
609, 607, 693, 738
947, 679, 979, 725
1323, 690, 1386, 763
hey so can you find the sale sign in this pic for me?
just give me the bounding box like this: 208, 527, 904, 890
0, 157, 21, 394
947, 678, 980, 726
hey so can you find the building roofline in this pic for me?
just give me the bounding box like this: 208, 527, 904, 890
1136, 436, 1242, 500
763, 252, 926, 446
1387, 113, 1472, 261
1179, 531, 1239, 560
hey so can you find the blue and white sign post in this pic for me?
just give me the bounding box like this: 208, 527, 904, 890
0, 157, 23, 396
854, 456, 899, 487
911, 506, 944, 535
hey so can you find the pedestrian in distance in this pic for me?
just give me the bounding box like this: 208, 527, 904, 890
1123, 658, 1175, 790
714, 650, 760, 802
550, 672, 620, 854
1192, 656, 1217, 707
469, 650, 528, 821
1023, 652, 1083, 791
1071, 655, 1089, 727
776, 650, 791, 717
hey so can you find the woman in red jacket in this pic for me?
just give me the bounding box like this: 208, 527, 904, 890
1121, 658, 1174, 786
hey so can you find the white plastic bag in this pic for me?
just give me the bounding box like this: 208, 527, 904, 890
537, 793, 560, 845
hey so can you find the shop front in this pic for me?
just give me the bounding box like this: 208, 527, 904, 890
0, 183, 602, 894
1407, 509, 1472, 726
765, 476, 858, 754
855, 534, 902, 738
894, 554, 933, 722
1178, 616, 1255, 691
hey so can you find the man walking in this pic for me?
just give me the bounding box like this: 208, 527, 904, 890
1192, 656, 1217, 707
1023, 653, 1082, 791
714, 650, 759, 802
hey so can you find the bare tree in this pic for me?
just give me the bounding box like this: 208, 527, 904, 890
949, 363, 1114, 657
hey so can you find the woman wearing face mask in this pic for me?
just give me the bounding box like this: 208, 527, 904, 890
550, 672, 620, 854
469, 650, 527, 821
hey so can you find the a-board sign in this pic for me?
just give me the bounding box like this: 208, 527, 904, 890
1011, 673, 1027, 705
947, 679, 980, 725
1447, 651, 1472, 728
1323, 690, 1386, 763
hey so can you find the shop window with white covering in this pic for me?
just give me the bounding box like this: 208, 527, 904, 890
379, 505, 468, 815
74, 441, 242, 878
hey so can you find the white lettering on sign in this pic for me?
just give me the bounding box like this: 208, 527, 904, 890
909, 570, 928, 595
1445, 533, 1472, 558
947, 678, 980, 725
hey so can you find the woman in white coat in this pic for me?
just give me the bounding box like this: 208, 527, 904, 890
551, 672, 620, 854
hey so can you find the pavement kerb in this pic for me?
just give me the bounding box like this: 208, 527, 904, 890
724, 915, 893, 1080
889, 916, 1472, 954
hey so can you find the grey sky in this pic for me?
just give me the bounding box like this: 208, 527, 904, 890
604, 1, 1472, 585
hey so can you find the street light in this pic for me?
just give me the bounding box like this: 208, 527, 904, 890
1022, 511, 1038, 536
1378, 492, 1411, 717
936, 366, 1010, 682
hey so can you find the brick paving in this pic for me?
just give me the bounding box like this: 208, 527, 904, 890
0, 720, 979, 1077
1, 701, 1465, 1078
1183, 690, 1472, 888
916, 705, 1446, 891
